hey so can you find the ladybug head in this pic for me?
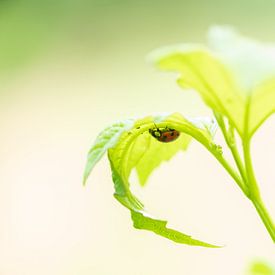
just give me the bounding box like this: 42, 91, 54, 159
149, 128, 161, 138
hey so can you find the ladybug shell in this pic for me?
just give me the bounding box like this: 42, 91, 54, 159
158, 130, 180, 143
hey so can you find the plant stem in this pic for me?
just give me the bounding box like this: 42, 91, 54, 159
243, 139, 260, 198
214, 110, 275, 242
204, 142, 249, 196
225, 126, 247, 186
252, 197, 275, 242
243, 136, 275, 242
213, 112, 249, 195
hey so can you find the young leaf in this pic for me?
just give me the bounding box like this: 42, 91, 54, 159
247, 78, 275, 137
110, 157, 218, 247
131, 211, 219, 247
83, 119, 134, 185
135, 132, 191, 185
126, 113, 216, 186
154, 26, 275, 138
153, 48, 245, 136
208, 26, 275, 91
91, 113, 220, 247
208, 26, 275, 136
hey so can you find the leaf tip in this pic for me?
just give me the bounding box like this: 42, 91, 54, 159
82, 178, 87, 187
82, 173, 88, 187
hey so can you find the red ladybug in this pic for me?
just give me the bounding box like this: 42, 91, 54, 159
149, 125, 180, 143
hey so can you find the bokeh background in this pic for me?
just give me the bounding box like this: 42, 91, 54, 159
1, 0, 275, 274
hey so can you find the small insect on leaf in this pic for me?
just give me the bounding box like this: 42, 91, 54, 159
84, 113, 220, 247
149, 126, 180, 143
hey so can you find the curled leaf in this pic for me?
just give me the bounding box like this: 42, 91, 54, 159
84, 113, 220, 247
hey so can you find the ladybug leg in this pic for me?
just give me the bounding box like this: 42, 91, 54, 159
164, 125, 174, 131
154, 122, 159, 131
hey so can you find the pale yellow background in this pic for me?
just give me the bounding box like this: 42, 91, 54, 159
0, 1, 275, 274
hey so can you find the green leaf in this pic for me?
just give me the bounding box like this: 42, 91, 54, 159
83, 119, 134, 185
135, 132, 191, 185
208, 26, 275, 136
134, 114, 218, 185
248, 78, 275, 137
110, 157, 219, 247
208, 26, 275, 92
153, 26, 275, 137
106, 113, 220, 247
208, 26, 275, 137
134, 114, 194, 185
131, 211, 219, 247
153, 48, 245, 136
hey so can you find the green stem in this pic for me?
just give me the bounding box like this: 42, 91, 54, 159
214, 112, 249, 195
171, 118, 248, 195
226, 125, 247, 186
175, 115, 275, 242
243, 138, 275, 242
241, 95, 275, 241
243, 139, 260, 198
242, 94, 259, 198
214, 108, 275, 242
229, 145, 247, 187
252, 198, 275, 242
204, 142, 249, 196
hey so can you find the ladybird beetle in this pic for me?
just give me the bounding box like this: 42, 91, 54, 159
149, 125, 180, 143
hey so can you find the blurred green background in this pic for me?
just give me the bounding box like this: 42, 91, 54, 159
1, 1, 275, 274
